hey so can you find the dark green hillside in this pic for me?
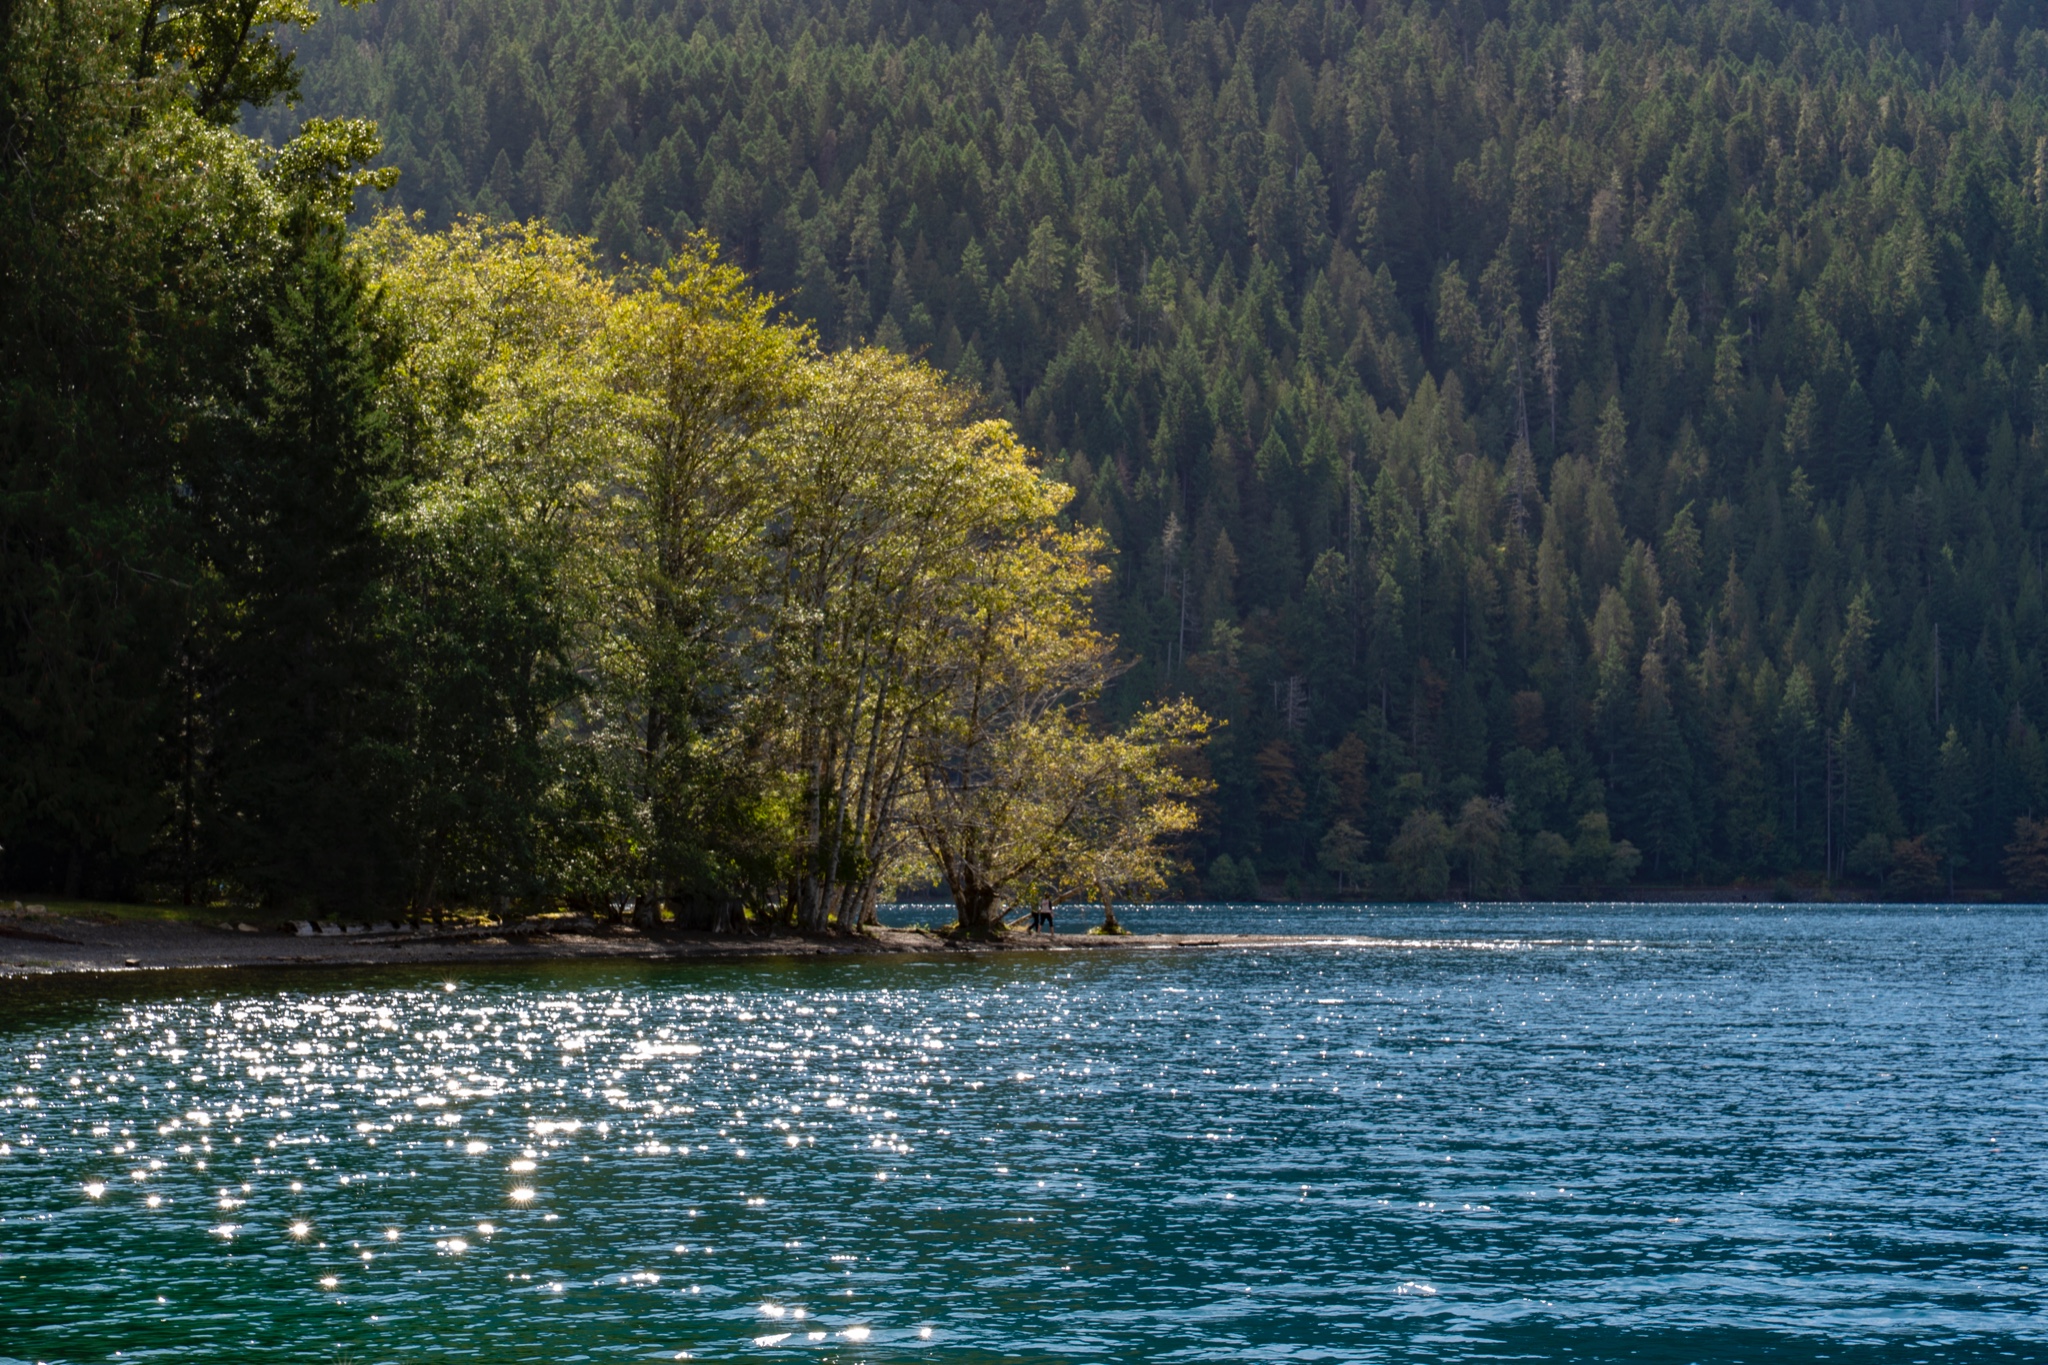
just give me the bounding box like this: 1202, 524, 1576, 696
271, 0, 2048, 896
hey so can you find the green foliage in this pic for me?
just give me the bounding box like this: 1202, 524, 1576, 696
357, 215, 624, 913
1450, 797, 1517, 899
24, 0, 2048, 905
264, 0, 2048, 897
271, 118, 403, 220
137, 0, 330, 120
1387, 810, 1450, 901
0, 0, 390, 901
1206, 852, 1261, 902
355, 215, 1205, 927
189, 235, 403, 908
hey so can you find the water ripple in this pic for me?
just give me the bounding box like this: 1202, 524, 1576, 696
1, 904, 2043, 1361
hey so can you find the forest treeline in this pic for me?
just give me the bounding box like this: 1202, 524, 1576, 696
261, 0, 2048, 898
0, 0, 1204, 926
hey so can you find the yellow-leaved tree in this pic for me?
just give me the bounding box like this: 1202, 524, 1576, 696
355, 216, 1212, 930
907, 522, 1213, 935
759, 350, 1066, 932
1035, 699, 1213, 932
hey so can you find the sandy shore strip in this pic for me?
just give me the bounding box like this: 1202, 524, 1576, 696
0, 902, 1335, 976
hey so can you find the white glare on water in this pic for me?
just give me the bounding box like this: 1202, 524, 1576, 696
13, 970, 1100, 1357
12, 913, 2040, 1361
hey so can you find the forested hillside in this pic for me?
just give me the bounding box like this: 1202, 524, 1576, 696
0, 0, 1203, 924
264, 0, 2048, 896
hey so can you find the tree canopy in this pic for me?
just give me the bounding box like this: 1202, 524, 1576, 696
259, 0, 2048, 896
0, 0, 1200, 925
17, 0, 2048, 904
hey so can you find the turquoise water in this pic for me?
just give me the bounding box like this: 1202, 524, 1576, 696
2, 904, 2044, 1362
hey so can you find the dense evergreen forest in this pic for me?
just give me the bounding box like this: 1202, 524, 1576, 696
261, 0, 2048, 899
12, 0, 2048, 908
0, 0, 1202, 926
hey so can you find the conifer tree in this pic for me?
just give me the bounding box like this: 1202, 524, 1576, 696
195, 236, 402, 909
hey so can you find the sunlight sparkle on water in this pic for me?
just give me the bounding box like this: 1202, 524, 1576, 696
3, 906, 2045, 1361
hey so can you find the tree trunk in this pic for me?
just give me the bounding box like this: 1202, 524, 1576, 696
795, 876, 833, 934
673, 897, 744, 934
953, 880, 1003, 935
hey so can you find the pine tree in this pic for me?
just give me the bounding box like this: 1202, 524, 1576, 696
195, 235, 401, 910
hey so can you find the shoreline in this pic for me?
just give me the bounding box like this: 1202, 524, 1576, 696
0, 905, 1298, 978
3, 893, 2031, 979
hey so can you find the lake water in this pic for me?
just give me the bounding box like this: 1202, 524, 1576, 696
2, 904, 2044, 1362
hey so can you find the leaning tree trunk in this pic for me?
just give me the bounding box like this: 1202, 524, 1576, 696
1099, 890, 1121, 934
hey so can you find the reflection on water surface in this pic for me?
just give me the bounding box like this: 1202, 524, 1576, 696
1, 904, 2044, 1362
